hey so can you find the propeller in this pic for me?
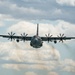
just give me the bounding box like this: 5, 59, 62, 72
21, 33, 28, 42
8, 32, 15, 41
57, 33, 66, 43
57, 33, 65, 37
45, 33, 53, 43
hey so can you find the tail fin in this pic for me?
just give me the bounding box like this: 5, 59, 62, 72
36, 23, 39, 36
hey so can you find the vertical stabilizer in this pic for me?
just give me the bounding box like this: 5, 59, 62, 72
36, 23, 39, 36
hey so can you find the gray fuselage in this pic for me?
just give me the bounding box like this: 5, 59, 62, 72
30, 35, 43, 48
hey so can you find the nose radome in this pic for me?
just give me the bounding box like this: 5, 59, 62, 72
35, 38, 38, 41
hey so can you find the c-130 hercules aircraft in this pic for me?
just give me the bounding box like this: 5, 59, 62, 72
0, 24, 75, 48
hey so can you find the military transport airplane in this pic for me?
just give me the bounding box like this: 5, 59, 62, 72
0, 24, 75, 48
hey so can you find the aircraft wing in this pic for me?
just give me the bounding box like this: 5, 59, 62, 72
0, 35, 32, 41
0, 34, 75, 43
41, 36, 75, 43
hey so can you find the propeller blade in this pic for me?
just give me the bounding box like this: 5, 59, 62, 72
45, 33, 53, 42
8, 33, 10, 35
23, 33, 25, 35
26, 34, 28, 36
48, 33, 50, 36
21, 33, 28, 36
45, 34, 47, 37
12, 33, 15, 36
21, 33, 28, 42
11, 32, 13, 35
62, 34, 64, 37
60, 33, 61, 37
11, 38, 12, 41
62, 40, 63, 43
7, 32, 15, 41
58, 33, 66, 43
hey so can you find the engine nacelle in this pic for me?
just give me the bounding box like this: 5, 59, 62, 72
54, 40, 57, 44
16, 39, 19, 42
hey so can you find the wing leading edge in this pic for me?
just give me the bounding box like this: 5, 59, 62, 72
0, 34, 75, 42
41, 36, 75, 43
0, 35, 32, 41
41, 37, 75, 40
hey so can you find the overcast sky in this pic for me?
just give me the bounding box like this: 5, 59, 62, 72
0, 0, 75, 75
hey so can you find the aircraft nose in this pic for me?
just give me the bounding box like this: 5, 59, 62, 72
35, 38, 38, 41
